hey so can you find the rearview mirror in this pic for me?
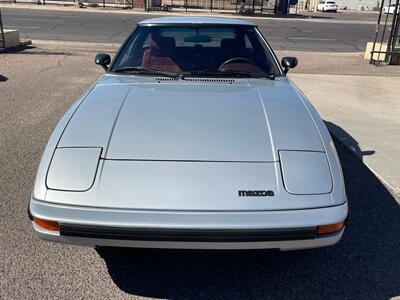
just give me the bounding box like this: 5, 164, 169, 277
95, 53, 111, 71
281, 57, 298, 75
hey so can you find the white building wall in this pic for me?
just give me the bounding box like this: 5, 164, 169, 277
304, 0, 381, 10
336, 0, 379, 10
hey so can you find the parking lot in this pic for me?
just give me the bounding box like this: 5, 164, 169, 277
0, 7, 399, 299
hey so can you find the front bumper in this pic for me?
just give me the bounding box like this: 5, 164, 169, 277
29, 198, 347, 251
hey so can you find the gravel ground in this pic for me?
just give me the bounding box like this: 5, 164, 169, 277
0, 45, 399, 299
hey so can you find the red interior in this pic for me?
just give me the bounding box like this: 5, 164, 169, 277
141, 37, 182, 73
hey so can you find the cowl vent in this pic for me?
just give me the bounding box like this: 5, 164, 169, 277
155, 77, 235, 84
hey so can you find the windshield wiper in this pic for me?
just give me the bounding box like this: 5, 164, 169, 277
112, 67, 275, 80
112, 66, 180, 78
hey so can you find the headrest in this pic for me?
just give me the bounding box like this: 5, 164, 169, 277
220, 38, 245, 50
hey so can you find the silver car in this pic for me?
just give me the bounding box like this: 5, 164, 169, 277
29, 17, 348, 250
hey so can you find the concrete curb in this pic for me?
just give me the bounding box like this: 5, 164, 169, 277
332, 136, 400, 201
33, 39, 120, 51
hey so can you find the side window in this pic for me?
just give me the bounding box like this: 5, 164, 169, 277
117, 37, 137, 67
244, 34, 253, 49
115, 29, 150, 67
142, 34, 152, 48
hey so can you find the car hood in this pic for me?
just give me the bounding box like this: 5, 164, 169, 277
44, 76, 336, 211
58, 76, 324, 161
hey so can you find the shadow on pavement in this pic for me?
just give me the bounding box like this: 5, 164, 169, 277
0, 74, 7, 82
326, 121, 375, 161
97, 139, 399, 300
214, 11, 334, 19
5, 45, 72, 56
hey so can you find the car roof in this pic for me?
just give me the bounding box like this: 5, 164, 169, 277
138, 16, 256, 26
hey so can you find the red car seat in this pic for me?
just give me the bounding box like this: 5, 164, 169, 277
142, 37, 182, 73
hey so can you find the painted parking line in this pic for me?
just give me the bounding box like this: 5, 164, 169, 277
289, 37, 337, 41
6, 26, 42, 29
3, 17, 65, 22
264, 37, 286, 39
2, 12, 82, 18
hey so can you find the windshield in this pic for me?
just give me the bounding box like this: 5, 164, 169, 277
111, 25, 280, 77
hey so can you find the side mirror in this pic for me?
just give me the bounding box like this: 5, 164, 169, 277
281, 57, 298, 75
95, 53, 111, 71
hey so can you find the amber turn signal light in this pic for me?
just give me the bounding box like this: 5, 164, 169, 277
33, 217, 59, 232
317, 221, 344, 235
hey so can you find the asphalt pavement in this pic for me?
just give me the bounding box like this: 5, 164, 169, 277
1, 6, 376, 51
0, 40, 399, 299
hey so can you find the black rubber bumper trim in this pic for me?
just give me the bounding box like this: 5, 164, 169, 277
27, 199, 33, 221
60, 224, 317, 242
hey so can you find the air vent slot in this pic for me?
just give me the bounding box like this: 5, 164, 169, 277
155, 77, 235, 84
155, 77, 180, 82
